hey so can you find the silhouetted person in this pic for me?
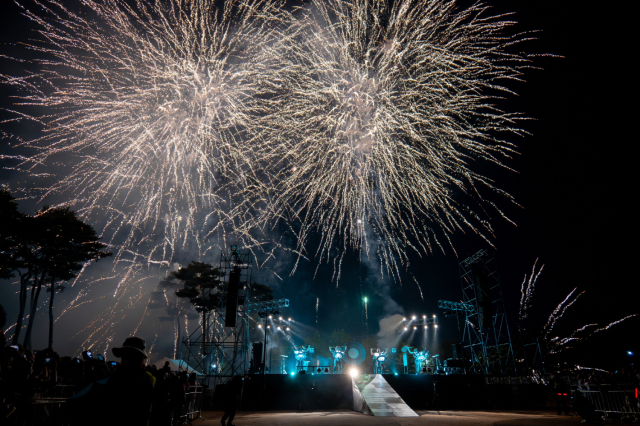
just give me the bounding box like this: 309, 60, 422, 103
104, 337, 156, 426
221, 375, 243, 426
551, 373, 570, 415
572, 391, 599, 424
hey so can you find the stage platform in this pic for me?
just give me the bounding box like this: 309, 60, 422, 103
213, 373, 549, 412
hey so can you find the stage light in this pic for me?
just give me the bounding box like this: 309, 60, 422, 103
290, 372, 295, 376
258, 324, 262, 328
279, 316, 283, 321
424, 325, 427, 329
403, 317, 406, 321
423, 315, 426, 319
288, 318, 292, 321
433, 314, 436, 317
364, 297, 368, 302
412, 315, 416, 320
628, 351, 634, 356
286, 327, 290, 331
404, 327, 408, 331
434, 325, 438, 328
269, 315, 272, 319
267, 325, 270, 329
413, 326, 417, 330
349, 368, 359, 378
277, 326, 281, 330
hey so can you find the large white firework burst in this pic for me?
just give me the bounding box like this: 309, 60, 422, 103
259, 0, 532, 279
1, 0, 285, 264
2, 0, 538, 278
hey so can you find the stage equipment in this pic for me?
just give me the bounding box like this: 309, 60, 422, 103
250, 342, 263, 374
179, 246, 252, 388
257, 306, 291, 375
179, 247, 290, 388
330, 345, 347, 374
370, 348, 389, 374
401, 315, 438, 331
446, 249, 542, 374
280, 355, 288, 374
345, 342, 366, 366
294, 345, 313, 372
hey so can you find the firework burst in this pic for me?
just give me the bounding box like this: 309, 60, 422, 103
2, 0, 540, 276
1, 0, 287, 264
258, 0, 533, 279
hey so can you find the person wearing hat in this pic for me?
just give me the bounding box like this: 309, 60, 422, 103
103, 337, 156, 426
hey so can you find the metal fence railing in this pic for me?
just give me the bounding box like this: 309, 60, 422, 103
172, 386, 204, 425
578, 389, 640, 420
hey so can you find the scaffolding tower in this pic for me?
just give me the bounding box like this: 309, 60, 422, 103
459, 249, 515, 374
179, 246, 253, 388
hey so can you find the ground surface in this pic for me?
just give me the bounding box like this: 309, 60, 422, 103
196, 409, 589, 425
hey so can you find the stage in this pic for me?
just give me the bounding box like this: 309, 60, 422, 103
213, 374, 549, 412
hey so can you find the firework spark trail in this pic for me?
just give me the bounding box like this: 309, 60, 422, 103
519, 258, 543, 320
1, 0, 287, 265
543, 288, 584, 342
412, 275, 424, 302
259, 0, 534, 279
541, 291, 636, 354
549, 314, 639, 353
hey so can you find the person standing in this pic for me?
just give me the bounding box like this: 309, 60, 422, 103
105, 337, 156, 426
221, 375, 243, 426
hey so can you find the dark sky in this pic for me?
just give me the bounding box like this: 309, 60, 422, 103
1, 0, 636, 370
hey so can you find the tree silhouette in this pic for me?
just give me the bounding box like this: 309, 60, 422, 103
25, 206, 111, 349
170, 261, 222, 309
1, 191, 111, 349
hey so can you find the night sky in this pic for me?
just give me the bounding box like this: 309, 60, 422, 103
1, 1, 636, 371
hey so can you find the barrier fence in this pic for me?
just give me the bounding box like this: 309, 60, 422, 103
172, 385, 204, 425
577, 388, 640, 420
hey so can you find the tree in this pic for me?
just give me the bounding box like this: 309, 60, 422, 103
168, 261, 223, 351
0, 189, 28, 345
171, 261, 222, 309
158, 273, 199, 357
0, 188, 23, 280
1, 192, 111, 349
23, 206, 111, 349
250, 282, 274, 301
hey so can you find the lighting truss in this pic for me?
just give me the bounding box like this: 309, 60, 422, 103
437, 300, 476, 313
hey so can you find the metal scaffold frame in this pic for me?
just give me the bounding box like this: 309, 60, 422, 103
179, 246, 253, 388
459, 249, 515, 374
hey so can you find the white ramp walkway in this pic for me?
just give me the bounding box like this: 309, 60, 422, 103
360, 374, 419, 417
